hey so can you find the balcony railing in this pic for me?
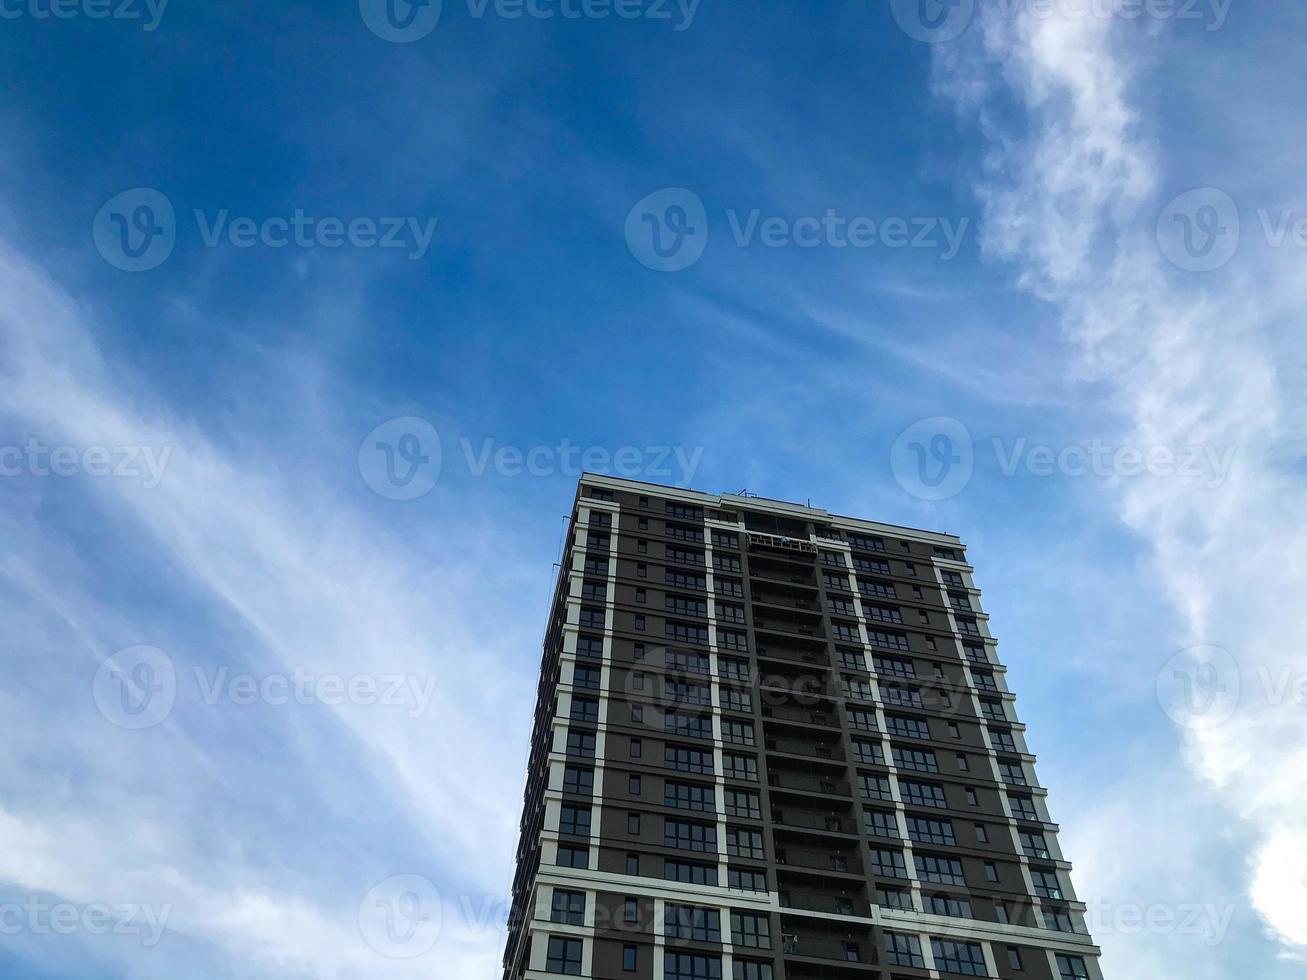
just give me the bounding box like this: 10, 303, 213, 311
768, 771, 852, 797
780, 890, 872, 918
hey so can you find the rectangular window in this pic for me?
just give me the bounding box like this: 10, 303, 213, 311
864, 603, 904, 624
556, 845, 588, 869
914, 853, 966, 885
885, 715, 930, 740
730, 912, 771, 949
728, 867, 767, 892
665, 745, 714, 774
665, 502, 703, 520
665, 781, 716, 812
664, 952, 723, 980
876, 887, 912, 910
864, 809, 899, 839
853, 557, 892, 574
666, 621, 709, 645
723, 753, 758, 781
663, 711, 712, 738
565, 731, 596, 758
726, 828, 764, 859
906, 816, 955, 846
900, 781, 947, 808
559, 805, 591, 837
572, 666, 601, 691
847, 708, 878, 732
666, 546, 706, 567
663, 860, 718, 887
870, 848, 909, 878
562, 766, 593, 795
665, 904, 722, 942
1010, 796, 1040, 821
884, 933, 924, 968
1020, 830, 1051, 859
718, 657, 750, 681
666, 569, 707, 590
723, 720, 755, 746
866, 628, 910, 651
925, 893, 973, 918
857, 773, 893, 801
716, 629, 748, 651
873, 655, 916, 678
893, 747, 939, 773
546, 936, 583, 975
882, 683, 923, 708
664, 818, 717, 852
724, 789, 761, 819
550, 889, 585, 925
931, 939, 987, 977
569, 698, 599, 723
853, 740, 885, 765
1033, 869, 1064, 900
669, 595, 711, 616
715, 577, 744, 598
718, 603, 746, 623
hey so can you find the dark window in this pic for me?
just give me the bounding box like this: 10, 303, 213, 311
665, 904, 721, 942
550, 890, 585, 925
546, 936, 583, 974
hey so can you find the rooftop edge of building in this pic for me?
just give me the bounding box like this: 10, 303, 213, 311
574, 472, 964, 547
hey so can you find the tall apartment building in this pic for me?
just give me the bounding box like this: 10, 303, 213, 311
504, 474, 1102, 980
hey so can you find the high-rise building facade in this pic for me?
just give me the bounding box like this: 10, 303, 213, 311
504, 475, 1102, 980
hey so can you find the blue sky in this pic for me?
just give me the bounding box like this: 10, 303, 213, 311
1, 1, 1305, 977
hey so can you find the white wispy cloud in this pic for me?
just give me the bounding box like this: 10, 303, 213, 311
0, 239, 541, 977
932, 5, 1307, 970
